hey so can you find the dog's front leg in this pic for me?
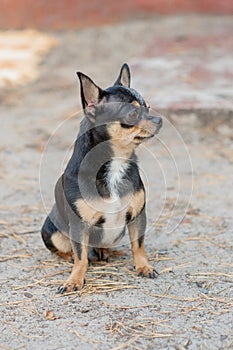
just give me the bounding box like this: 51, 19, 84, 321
57, 221, 89, 294
128, 209, 158, 279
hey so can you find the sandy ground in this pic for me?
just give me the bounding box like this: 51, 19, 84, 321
1, 16, 233, 350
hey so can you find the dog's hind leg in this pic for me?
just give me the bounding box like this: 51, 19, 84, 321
41, 205, 72, 259
88, 247, 110, 263
41, 214, 58, 253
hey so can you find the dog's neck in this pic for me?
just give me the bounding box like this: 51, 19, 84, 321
66, 118, 137, 191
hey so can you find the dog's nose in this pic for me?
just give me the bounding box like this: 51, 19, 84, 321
152, 116, 162, 127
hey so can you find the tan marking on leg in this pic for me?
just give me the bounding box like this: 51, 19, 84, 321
51, 231, 72, 253
59, 233, 89, 292
128, 224, 154, 277
128, 189, 145, 220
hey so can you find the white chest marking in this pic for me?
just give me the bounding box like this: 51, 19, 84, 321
107, 158, 129, 199
100, 158, 129, 246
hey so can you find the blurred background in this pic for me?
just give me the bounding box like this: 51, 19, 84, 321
0, 0, 233, 114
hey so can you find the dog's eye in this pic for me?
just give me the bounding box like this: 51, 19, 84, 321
126, 109, 140, 125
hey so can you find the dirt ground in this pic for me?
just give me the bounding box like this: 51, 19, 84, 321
1, 16, 233, 350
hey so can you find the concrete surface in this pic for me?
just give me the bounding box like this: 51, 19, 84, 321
0, 16, 233, 350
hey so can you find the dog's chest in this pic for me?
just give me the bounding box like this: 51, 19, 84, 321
76, 159, 144, 247
99, 197, 126, 246
100, 158, 129, 245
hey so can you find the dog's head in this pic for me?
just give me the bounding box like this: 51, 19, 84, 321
77, 64, 162, 148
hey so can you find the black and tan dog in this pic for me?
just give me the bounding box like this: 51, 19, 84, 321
41, 64, 162, 293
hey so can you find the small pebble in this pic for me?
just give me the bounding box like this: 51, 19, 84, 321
24, 292, 33, 298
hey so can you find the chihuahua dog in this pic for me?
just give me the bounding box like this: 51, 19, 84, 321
41, 64, 162, 293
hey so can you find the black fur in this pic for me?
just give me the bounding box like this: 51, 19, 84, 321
41, 216, 58, 253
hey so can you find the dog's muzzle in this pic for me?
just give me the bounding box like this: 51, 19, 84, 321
151, 116, 162, 130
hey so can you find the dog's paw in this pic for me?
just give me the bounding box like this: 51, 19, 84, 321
57, 279, 85, 294
56, 251, 74, 263
136, 265, 159, 279
88, 248, 110, 263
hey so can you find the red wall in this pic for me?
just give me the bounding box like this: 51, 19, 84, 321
0, 0, 232, 29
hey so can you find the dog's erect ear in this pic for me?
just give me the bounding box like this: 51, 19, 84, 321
114, 63, 131, 88
77, 72, 103, 115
